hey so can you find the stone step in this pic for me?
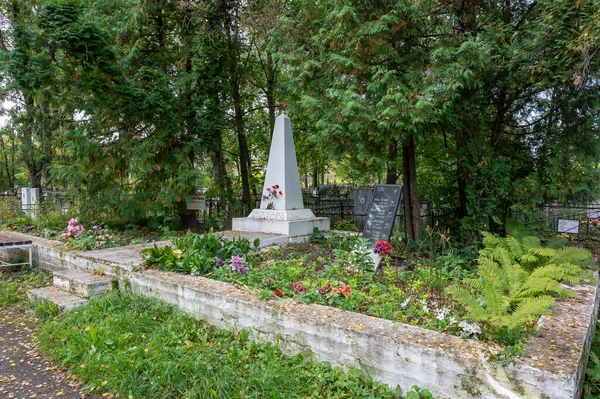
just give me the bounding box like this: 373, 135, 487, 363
28, 286, 88, 311
53, 270, 115, 299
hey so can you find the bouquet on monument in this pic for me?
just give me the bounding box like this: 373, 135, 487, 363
262, 184, 283, 209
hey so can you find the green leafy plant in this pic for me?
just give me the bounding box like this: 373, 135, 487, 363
0, 282, 20, 306
447, 233, 595, 328
406, 385, 435, 399
585, 328, 600, 398
142, 230, 258, 276
311, 226, 327, 243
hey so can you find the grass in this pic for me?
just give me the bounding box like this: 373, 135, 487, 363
584, 322, 600, 398
0, 266, 52, 306
36, 291, 433, 399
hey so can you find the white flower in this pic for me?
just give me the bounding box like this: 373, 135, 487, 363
448, 316, 457, 325
458, 320, 482, 336
434, 307, 451, 321
401, 298, 411, 309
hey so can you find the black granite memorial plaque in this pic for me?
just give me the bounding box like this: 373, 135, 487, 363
362, 184, 403, 244
354, 188, 373, 230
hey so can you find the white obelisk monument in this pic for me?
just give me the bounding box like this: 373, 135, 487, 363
232, 113, 330, 237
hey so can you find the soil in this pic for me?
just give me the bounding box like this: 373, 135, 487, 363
0, 305, 99, 399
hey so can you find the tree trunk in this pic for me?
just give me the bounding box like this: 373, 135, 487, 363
212, 137, 234, 223
402, 133, 421, 241
385, 140, 399, 184
266, 50, 276, 138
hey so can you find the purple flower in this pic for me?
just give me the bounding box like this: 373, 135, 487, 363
228, 255, 248, 274
216, 257, 224, 267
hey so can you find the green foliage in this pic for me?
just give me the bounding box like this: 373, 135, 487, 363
406, 386, 434, 399
0, 282, 20, 307
37, 291, 402, 398
447, 233, 595, 328
0, 267, 52, 306
142, 230, 258, 276
585, 326, 600, 399
310, 226, 327, 243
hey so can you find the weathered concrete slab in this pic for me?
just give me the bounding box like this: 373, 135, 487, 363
128, 269, 598, 399
28, 286, 88, 311
53, 269, 114, 298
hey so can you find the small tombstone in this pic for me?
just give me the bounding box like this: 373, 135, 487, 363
21, 188, 40, 219
186, 193, 206, 212
362, 184, 403, 270
557, 218, 580, 236
354, 188, 373, 230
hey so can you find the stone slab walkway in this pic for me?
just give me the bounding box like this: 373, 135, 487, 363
0, 306, 98, 399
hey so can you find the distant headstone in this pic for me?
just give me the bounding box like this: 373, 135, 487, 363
186, 193, 206, 211
557, 219, 580, 235
354, 188, 373, 230
21, 187, 39, 219
363, 184, 403, 244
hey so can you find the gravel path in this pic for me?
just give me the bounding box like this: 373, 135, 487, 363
0, 306, 98, 399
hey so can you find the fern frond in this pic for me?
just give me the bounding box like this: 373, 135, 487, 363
518, 254, 541, 270
482, 232, 502, 248
528, 247, 557, 259
478, 256, 503, 278
551, 247, 594, 268
547, 236, 568, 249
502, 296, 555, 328
505, 236, 523, 258
521, 236, 541, 251
463, 278, 483, 291
506, 263, 528, 297
446, 285, 490, 321
482, 280, 508, 318
517, 276, 574, 298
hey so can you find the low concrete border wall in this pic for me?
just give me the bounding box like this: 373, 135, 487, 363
1, 232, 598, 399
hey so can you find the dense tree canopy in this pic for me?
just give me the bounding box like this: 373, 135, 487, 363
0, 0, 598, 238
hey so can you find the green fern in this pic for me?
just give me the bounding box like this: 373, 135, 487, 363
447, 233, 596, 329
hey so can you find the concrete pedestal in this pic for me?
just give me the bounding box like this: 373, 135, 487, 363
232, 209, 330, 237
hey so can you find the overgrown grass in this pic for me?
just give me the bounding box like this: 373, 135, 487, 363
584, 323, 600, 398
37, 291, 432, 398
0, 266, 52, 306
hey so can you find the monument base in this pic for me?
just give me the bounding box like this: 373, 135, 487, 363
232, 209, 330, 237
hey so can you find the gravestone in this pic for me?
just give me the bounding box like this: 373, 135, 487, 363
557, 219, 580, 235
354, 188, 373, 230
21, 187, 39, 219
363, 184, 403, 244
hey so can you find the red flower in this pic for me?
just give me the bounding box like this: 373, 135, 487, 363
374, 240, 392, 256
274, 289, 283, 298
267, 187, 271, 191
275, 184, 280, 188
279, 191, 283, 195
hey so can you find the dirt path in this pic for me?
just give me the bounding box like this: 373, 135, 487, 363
0, 306, 98, 399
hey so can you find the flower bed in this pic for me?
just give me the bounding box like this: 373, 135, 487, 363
9, 218, 181, 251
142, 231, 597, 352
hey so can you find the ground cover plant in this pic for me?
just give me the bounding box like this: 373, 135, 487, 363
36, 291, 434, 399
